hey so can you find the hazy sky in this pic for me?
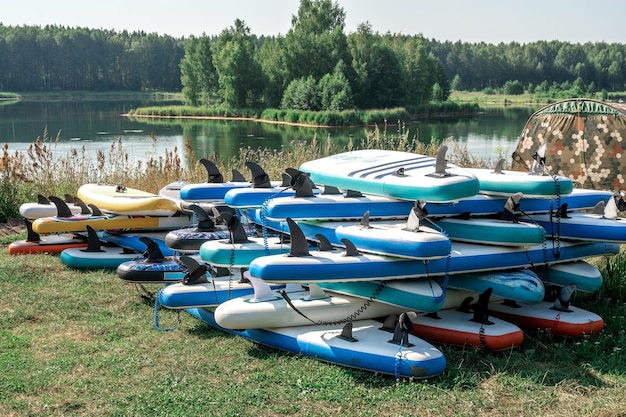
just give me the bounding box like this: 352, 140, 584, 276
3, 0, 625, 44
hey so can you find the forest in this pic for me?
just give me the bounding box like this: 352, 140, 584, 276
0, 0, 624, 110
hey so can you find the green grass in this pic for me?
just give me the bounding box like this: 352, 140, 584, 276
1, 243, 625, 417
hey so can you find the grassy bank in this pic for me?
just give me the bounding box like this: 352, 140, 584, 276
0, 237, 625, 416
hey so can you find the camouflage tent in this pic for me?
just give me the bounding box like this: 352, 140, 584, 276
511, 98, 626, 191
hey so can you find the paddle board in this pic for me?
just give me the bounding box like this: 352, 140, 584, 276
8, 218, 88, 255
249, 218, 619, 284
298, 147, 479, 202
409, 289, 524, 351
464, 161, 574, 198
76, 183, 181, 216
19, 194, 85, 219
526, 210, 626, 243
116, 257, 189, 283
213, 278, 407, 329
489, 286, 604, 337
533, 261, 603, 293
187, 308, 447, 379
98, 230, 174, 256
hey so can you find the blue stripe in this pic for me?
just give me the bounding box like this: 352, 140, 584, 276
347, 156, 431, 178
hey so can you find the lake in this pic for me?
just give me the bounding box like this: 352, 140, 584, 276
0, 100, 540, 168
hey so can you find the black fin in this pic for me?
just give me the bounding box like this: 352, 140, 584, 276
48, 195, 74, 217
139, 236, 164, 263
501, 192, 522, 222
88, 204, 104, 216
434, 145, 449, 176
557, 203, 570, 219
340, 238, 360, 256
389, 311, 415, 347
336, 322, 358, 342
199, 158, 224, 183
23, 219, 41, 242
315, 234, 333, 251
218, 212, 249, 244
189, 204, 215, 232
412, 200, 428, 219
345, 189, 363, 198
179, 255, 209, 285
37, 194, 50, 205
286, 168, 314, 197
281, 173, 291, 187
245, 161, 271, 188
231, 169, 247, 182
493, 158, 505, 174
359, 211, 371, 228
470, 288, 494, 325
457, 296, 474, 313
286, 218, 310, 257
75, 200, 92, 215
81, 225, 104, 252
322, 185, 341, 195
64, 194, 75, 204
552, 284, 576, 312
379, 314, 399, 332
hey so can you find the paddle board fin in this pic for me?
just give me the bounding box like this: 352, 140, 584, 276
179, 256, 209, 285
501, 193, 522, 222
471, 288, 494, 325
48, 195, 74, 218
345, 189, 363, 197
23, 218, 41, 242
64, 194, 75, 204
231, 169, 247, 182
552, 284, 576, 312
359, 211, 371, 229
379, 314, 399, 332
337, 322, 358, 342
433, 145, 449, 177
281, 173, 291, 187
216, 211, 249, 244
493, 158, 505, 174
340, 238, 360, 256
389, 311, 416, 347
286, 168, 314, 197
304, 283, 329, 301
406, 203, 425, 231
322, 185, 341, 195
248, 274, 278, 302
557, 203, 571, 219
603, 195, 618, 220
88, 204, 104, 216
139, 236, 165, 263
286, 218, 311, 257
315, 234, 334, 251
75, 200, 92, 215
245, 161, 271, 188
81, 225, 105, 252
530, 143, 547, 175
199, 158, 224, 183
37, 194, 50, 205
189, 204, 215, 232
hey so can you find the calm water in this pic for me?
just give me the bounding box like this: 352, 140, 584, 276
0, 100, 539, 168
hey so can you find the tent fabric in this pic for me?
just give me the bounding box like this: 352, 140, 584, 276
511, 98, 626, 191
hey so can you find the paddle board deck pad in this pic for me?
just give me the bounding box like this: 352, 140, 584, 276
488, 300, 604, 337
533, 261, 603, 293
410, 309, 524, 351
424, 189, 612, 218
464, 167, 573, 198
262, 192, 414, 221
434, 269, 545, 304
317, 279, 444, 312
8, 233, 88, 255
430, 216, 546, 247
526, 212, 626, 243
199, 236, 291, 267
187, 307, 447, 379
298, 148, 480, 202
32, 212, 193, 234
76, 183, 181, 216
60, 245, 140, 269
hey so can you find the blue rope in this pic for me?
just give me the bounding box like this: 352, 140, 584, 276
154, 287, 179, 332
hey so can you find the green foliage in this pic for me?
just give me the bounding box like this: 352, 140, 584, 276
503, 80, 525, 95
281, 76, 321, 111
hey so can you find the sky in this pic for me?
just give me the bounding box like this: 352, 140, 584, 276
2, 0, 626, 44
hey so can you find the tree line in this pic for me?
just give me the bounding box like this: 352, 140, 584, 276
1, 0, 626, 109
